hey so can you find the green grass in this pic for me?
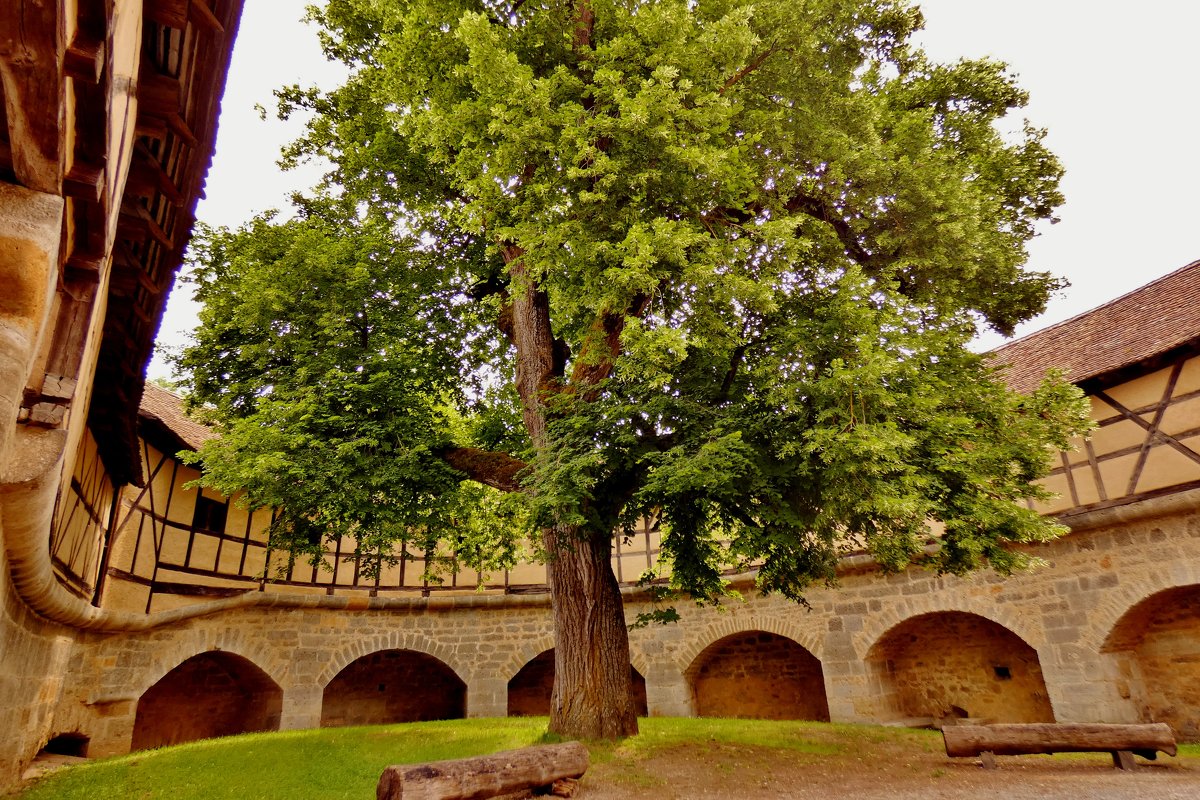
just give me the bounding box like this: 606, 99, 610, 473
14, 718, 548, 800
13, 719, 1199, 800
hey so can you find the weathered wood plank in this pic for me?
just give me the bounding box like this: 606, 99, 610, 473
376, 742, 590, 800
943, 723, 1177, 760
0, 0, 66, 193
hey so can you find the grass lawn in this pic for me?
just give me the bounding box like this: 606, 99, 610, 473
12, 718, 1200, 800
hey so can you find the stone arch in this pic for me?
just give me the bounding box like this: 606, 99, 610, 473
502, 634, 557, 684
320, 649, 466, 727
864, 611, 1054, 725
129, 629, 288, 699
855, 596, 1044, 663
1083, 561, 1200, 654
506, 648, 648, 718
684, 630, 830, 721
318, 630, 466, 688
1101, 583, 1200, 741
131, 650, 283, 750
675, 614, 823, 676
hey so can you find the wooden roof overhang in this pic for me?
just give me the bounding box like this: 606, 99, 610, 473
0, 0, 244, 486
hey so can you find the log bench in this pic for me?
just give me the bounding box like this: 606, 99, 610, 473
942, 723, 1177, 770
377, 741, 589, 800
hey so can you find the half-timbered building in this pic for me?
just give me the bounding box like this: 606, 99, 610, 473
2, 0, 1200, 787
0, 0, 244, 787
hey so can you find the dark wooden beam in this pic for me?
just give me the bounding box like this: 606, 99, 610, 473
189, 0, 225, 33
64, 161, 106, 203
65, 252, 104, 281
137, 71, 181, 117
127, 141, 185, 205
65, 34, 105, 84
144, 0, 189, 30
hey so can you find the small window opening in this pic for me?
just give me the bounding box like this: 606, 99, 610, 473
993, 665, 1012, 680
192, 495, 228, 534
41, 733, 89, 758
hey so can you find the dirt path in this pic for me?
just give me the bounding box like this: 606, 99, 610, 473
578, 739, 1200, 799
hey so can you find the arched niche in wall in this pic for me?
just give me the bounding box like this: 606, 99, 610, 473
320, 649, 466, 727
1103, 584, 1200, 741
685, 630, 830, 721
131, 651, 282, 750
865, 611, 1053, 725
507, 649, 648, 717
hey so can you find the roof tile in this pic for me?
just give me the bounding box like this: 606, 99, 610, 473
991, 259, 1200, 392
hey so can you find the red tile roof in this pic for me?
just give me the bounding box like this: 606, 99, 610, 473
138, 383, 215, 451
991, 259, 1200, 393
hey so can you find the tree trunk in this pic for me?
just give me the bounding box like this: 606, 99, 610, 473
376, 741, 589, 800
545, 523, 639, 739
942, 723, 1177, 758
506, 249, 638, 739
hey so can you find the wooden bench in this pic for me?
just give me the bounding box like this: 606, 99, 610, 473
377, 741, 589, 800
943, 722, 1176, 770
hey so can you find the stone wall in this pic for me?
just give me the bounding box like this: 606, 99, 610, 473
1105, 584, 1200, 739
321, 650, 466, 727
865, 611, 1053, 723
0, 550, 74, 786
688, 631, 829, 721
131, 651, 283, 750
38, 493, 1200, 758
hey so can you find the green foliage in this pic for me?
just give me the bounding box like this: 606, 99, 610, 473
179, 0, 1090, 606
177, 209, 522, 581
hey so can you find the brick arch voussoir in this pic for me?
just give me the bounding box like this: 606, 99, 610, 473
676, 614, 823, 675
1092, 566, 1200, 653
857, 597, 1044, 663
502, 634, 557, 684
318, 631, 466, 688
135, 629, 286, 697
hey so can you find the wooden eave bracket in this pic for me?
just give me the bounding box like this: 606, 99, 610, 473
65, 34, 105, 84
64, 161, 106, 203
19, 373, 77, 428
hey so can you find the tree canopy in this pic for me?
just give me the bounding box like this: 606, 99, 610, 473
178, 0, 1091, 738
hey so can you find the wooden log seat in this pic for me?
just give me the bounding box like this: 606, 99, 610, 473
377, 741, 590, 800
943, 723, 1177, 770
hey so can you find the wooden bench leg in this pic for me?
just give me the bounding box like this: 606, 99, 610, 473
1112, 750, 1137, 770
980, 751, 997, 769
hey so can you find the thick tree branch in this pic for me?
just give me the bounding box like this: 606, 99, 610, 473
720, 46, 779, 95
505, 245, 563, 441
571, 0, 594, 53
569, 293, 652, 393
441, 447, 527, 493
707, 189, 884, 270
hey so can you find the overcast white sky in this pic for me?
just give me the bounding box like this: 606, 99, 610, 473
149, 0, 1200, 378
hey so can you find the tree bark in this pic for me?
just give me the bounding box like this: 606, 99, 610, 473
376, 742, 589, 800
546, 523, 638, 739
505, 246, 639, 740
942, 723, 1177, 758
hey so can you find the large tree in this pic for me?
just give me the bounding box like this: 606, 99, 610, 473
179, 0, 1090, 739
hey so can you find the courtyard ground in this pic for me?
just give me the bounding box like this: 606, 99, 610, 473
12, 718, 1200, 799
583, 726, 1200, 799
